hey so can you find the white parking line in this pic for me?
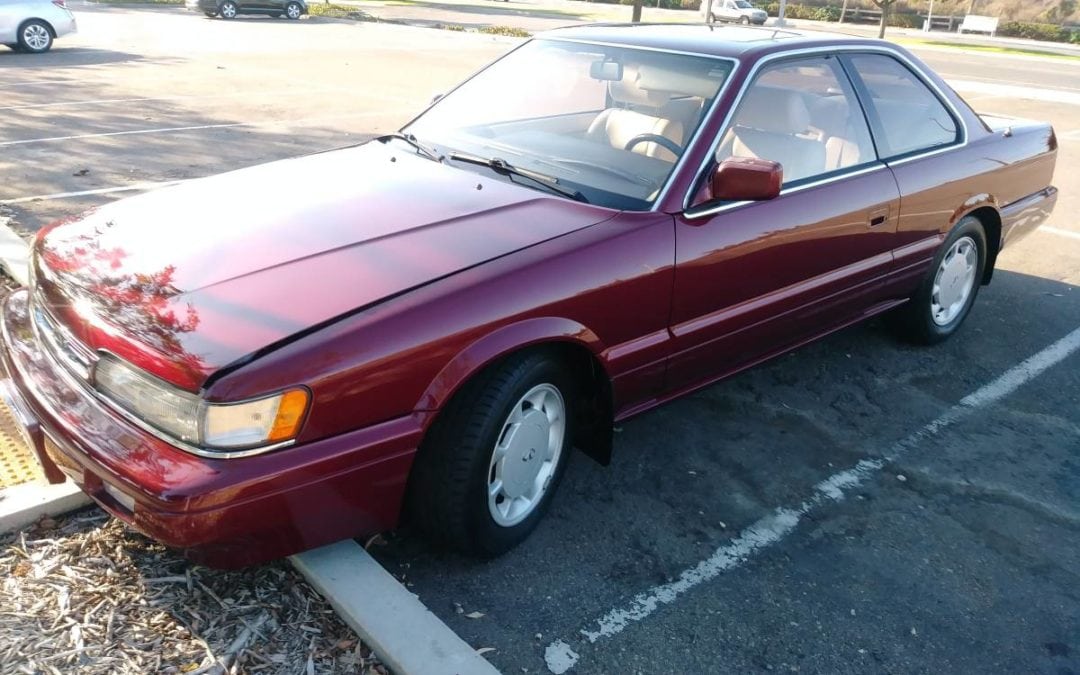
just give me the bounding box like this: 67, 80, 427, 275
0, 89, 322, 111
0, 111, 387, 147
543, 325, 1080, 674
0, 181, 186, 206
945, 78, 1080, 106
1042, 226, 1080, 240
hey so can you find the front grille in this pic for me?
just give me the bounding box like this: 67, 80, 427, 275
30, 290, 95, 382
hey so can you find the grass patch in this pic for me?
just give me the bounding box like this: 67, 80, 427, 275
307, 2, 378, 19
432, 22, 530, 35
92, 0, 185, 4
477, 24, 531, 36
897, 38, 1080, 60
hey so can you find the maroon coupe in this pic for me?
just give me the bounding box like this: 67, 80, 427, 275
0, 25, 1057, 567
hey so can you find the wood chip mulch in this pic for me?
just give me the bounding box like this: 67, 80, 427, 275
0, 509, 387, 675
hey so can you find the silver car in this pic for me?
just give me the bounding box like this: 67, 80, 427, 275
1, 0, 77, 53
699, 0, 768, 25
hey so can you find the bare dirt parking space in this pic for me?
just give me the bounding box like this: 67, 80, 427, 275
2, 6, 1079, 674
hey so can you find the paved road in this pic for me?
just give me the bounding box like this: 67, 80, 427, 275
1, 8, 1078, 674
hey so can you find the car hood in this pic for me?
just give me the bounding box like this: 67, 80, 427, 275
33, 142, 615, 390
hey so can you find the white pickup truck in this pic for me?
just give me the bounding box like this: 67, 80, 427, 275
700, 0, 769, 24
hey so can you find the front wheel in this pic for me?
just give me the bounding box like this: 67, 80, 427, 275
407, 352, 576, 556
219, 0, 238, 18
739, 15, 750, 23
18, 20, 53, 53
284, 1, 302, 19
889, 216, 987, 345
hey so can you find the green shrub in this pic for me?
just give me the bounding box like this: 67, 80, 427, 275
810, 5, 841, 20
997, 20, 1076, 42
887, 12, 922, 28
478, 25, 532, 37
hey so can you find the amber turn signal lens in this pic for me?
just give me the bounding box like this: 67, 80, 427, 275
268, 389, 310, 442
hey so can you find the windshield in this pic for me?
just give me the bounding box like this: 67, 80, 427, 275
404, 39, 733, 210
735, 1, 754, 8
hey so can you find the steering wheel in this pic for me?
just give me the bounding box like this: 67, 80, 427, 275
624, 133, 683, 157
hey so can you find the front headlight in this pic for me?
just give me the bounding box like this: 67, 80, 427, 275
94, 355, 310, 453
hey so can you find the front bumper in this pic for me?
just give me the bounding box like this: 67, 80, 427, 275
0, 289, 422, 568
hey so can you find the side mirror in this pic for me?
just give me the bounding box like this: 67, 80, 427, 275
710, 157, 783, 202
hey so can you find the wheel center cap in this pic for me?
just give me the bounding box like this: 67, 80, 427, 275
500, 409, 548, 499
940, 257, 967, 306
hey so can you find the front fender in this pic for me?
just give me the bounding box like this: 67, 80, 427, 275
416, 316, 605, 412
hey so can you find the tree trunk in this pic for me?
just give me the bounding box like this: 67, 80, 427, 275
877, 4, 888, 37
966, 0, 976, 14
631, 0, 643, 22
705, 0, 715, 23
839, 0, 849, 22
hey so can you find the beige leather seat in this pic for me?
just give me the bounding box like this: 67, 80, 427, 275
587, 73, 684, 163
719, 86, 826, 183
809, 95, 867, 171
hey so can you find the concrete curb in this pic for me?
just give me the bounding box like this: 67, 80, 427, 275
0, 217, 29, 287
0, 481, 93, 534
291, 540, 501, 675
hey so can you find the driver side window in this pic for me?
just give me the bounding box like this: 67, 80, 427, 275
715, 57, 877, 185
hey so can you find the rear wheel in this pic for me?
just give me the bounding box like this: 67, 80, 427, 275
285, 1, 302, 19
889, 216, 987, 345
17, 20, 52, 54
407, 352, 576, 556
219, 1, 238, 18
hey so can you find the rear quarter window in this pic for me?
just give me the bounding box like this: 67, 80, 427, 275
847, 54, 959, 159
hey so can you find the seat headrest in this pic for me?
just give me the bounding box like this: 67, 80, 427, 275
608, 67, 671, 108
809, 95, 851, 135
734, 86, 810, 134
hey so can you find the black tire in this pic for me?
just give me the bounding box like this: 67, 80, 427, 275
284, 1, 302, 19
739, 14, 750, 23
3, 43, 19, 51
17, 19, 53, 54
889, 215, 987, 345
407, 351, 576, 556
219, 0, 238, 18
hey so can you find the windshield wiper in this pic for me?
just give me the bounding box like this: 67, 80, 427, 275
448, 151, 588, 203
378, 132, 444, 163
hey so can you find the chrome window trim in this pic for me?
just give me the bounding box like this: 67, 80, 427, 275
684, 162, 888, 220
679, 44, 970, 215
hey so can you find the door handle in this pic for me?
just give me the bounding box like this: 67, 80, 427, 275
868, 207, 890, 227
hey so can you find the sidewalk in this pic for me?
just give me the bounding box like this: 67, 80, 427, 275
333, 0, 1080, 57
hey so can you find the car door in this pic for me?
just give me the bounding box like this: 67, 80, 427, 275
839, 52, 967, 296
666, 54, 901, 393
0, 0, 23, 42
720, 0, 740, 21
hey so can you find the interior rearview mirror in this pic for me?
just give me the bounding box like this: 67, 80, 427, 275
589, 59, 624, 82
709, 157, 783, 202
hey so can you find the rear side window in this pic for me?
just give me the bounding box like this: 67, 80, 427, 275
846, 54, 959, 159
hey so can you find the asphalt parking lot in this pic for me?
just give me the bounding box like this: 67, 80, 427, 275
2, 6, 1079, 674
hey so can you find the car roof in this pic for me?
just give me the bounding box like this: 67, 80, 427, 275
537, 23, 889, 61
